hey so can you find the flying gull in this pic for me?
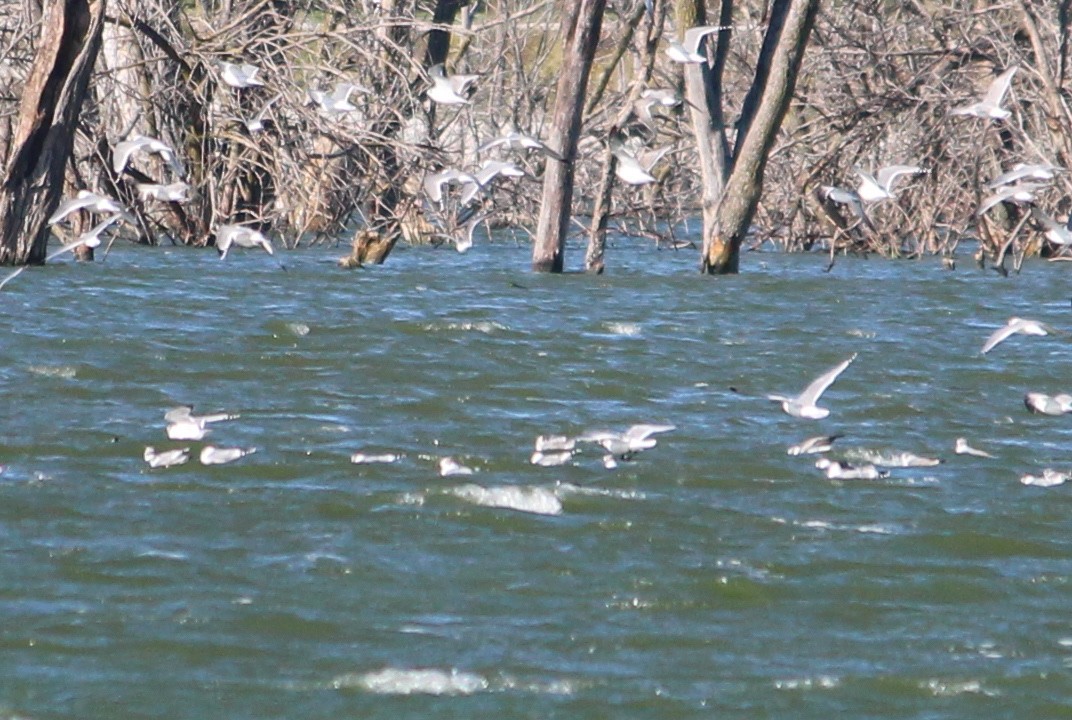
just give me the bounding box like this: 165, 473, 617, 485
768, 354, 857, 419
950, 65, 1017, 120
980, 317, 1052, 354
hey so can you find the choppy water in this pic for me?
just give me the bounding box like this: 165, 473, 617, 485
2, 240, 1072, 718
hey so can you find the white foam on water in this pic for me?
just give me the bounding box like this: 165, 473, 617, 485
922, 679, 998, 697
854, 524, 895, 534
28, 365, 77, 379
448, 484, 563, 516
287, 322, 310, 336
336, 667, 489, 695
774, 675, 840, 691
555, 482, 646, 501
605, 322, 642, 336
423, 321, 507, 334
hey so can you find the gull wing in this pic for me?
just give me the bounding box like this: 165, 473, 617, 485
981, 65, 1017, 106
113, 137, 148, 174
623, 424, 676, 442
796, 354, 857, 406
980, 318, 1023, 354
975, 183, 1039, 217
683, 25, 724, 54
48, 194, 96, 224
875, 164, 922, 193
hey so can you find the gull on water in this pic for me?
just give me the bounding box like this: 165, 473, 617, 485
113, 134, 183, 177
950, 65, 1017, 120
200, 445, 257, 465
530, 450, 574, 467
439, 457, 475, 476
853, 164, 925, 202
427, 63, 478, 105
988, 162, 1063, 189
136, 181, 190, 203
244, 93, 281, 133
665, 25, 728, 64
576, 423, 675, 458
351, 452, 402, 464
768, 354, 857, 419
48, 190, 126, 225
1023, 392, 1072, 416
144, 446, 190, 469
975, 182, 1041, 217
1020, 469, 1070, 488
815, 458, 888, 480
787, 434, 843, 456
980, 317, 1052, 354
220, 61, 264, 89
165, 405, 238, 440
954, 438, 993, 458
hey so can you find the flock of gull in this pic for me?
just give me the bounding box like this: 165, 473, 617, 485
134, 313, 1068, 506
819, 64, 1071, 254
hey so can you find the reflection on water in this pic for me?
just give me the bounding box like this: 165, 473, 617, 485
1, 242, 1071, 718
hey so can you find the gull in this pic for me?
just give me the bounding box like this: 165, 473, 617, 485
220, 61, 264, 89
787, 434, 843, 456
164, 405, 240, 425
976, 182, 1041, 217
426, 63, 478, 105
988, 162, 1063, 189
815, 458, 888, 480
820, 186, 874, 230
350, 452, 401, 464
423, 168, 478, 205
950, 65, 1017, 120
1023, 392, 1072, 416
48, 190, 126, 225
768, 354, 857, 419
577, 423, 675, 457
307, 82, 367, 114
244, 93, 280, 133
439, 457, 475, 476
452, 208, 488, 254
535, 435, 576, 452
477, 130, 562, 160
216, 224, 276, 259
0, 216, 118, 291
530, 450, 574, 467
166, 419, 211, 440
136, 181, 190, 203
200, 445, 257, 465
143, 446, 190, 469
634, 88, 682, 126
113, 134, 183, 177
1020, 469, 1070, 487
458, 160, 526, 205
611, 139, 659, 185
1030, 207, 1072, 247
853, 165, 924, 203
665, 25, 728, 64
954, 438, 993, 458
980, 317, 1052, 354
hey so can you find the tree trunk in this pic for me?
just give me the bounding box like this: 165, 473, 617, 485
531, 0, 607, 273
0, 0, 105, 266
701, 0, 820, 273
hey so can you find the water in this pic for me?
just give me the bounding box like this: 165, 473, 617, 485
2, 241, 1071, 718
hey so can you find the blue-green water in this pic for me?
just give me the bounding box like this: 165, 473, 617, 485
1, 241, 1071, 718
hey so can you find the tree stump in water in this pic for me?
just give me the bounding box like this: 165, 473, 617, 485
339, 229, 395, 268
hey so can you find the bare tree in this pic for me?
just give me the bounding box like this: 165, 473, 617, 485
0, 0, 106, 265
531, 0, 607, 273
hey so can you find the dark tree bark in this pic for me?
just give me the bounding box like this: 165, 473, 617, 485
676, 0, 819, 274
531, 0, 607, 273
0, 0, 106, 266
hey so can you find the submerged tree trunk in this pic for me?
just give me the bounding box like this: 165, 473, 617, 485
531, 0, 607, 273
0, 0, 105, 266
676, 0, 819, 274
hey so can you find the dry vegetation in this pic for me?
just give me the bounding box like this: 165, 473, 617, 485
1, 0, 1070, 269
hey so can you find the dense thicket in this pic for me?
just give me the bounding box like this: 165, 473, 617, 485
0, 0, 1069, 270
